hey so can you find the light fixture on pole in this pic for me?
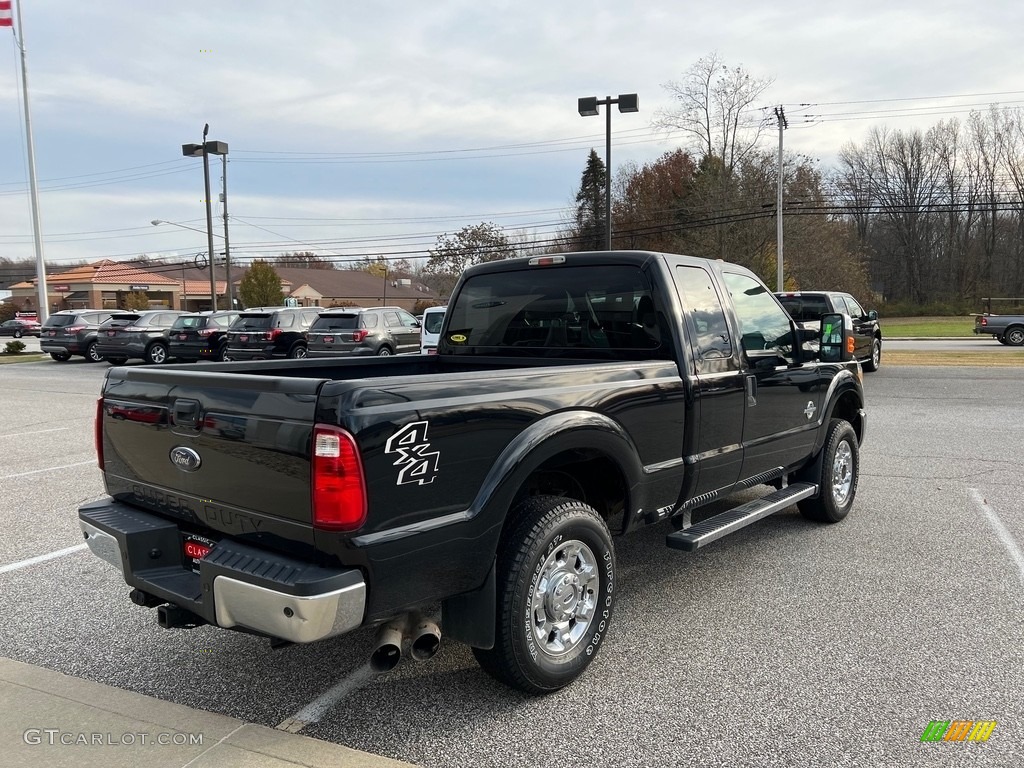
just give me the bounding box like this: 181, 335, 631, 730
577, 93, 638, 250
182, 126, 228, 310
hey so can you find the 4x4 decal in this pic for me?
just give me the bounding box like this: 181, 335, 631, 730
385, 421, 440, 485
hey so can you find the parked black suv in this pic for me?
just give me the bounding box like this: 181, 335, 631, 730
168, 311, 239, 362
40, 309, 116, 362
775, 290, 882, 372
223, 306, 323, 360
93, 310, 186, 365
307, 306, 421, 357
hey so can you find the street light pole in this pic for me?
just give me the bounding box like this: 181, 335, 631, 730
577, 93, 638, 250
201, 126, 216, 309
182, 126, 228, 311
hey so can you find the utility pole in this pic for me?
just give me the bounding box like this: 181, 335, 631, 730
774, 106, 788, 292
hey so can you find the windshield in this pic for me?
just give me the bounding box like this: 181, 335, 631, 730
444, 264, 672, 359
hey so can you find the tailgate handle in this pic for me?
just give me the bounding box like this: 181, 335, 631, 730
172, 399, 201, 428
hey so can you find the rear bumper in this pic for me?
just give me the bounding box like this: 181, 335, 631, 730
79, 498, 366, 643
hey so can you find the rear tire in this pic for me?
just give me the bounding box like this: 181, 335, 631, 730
105, 357, 128, 365
863, 337, 881, 372
13, 330, 22, 338
85, 341, 103, 363
49, 352, 72, 362
1005, 326, 1024, 346
288, 344, 307, 359
146, 343, 168, 364
377, 346, 393, 357
799, 419, 859, 524
472, 495, 615, 694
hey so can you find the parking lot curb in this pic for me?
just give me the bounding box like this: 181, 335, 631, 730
0, 657, 415, 768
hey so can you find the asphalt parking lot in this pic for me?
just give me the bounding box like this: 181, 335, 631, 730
1, 357, 1021, 767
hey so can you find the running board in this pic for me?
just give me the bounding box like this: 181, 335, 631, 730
665, 482, 818, 551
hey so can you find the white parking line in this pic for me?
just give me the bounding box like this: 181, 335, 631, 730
969, 487, 1024, 588
0, 427, 69, 439
3, 460, 93, 480
0, 543, 88, 575
276, 663, 377, 732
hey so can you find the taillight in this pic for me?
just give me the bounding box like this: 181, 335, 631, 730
95, 398, 105, 471
198, 328, 215, 337
980, 317, 987, 326
353, 329, 369, 343
65, 325, 85, 334
265, 328, 282, 341
312, 425, 366, 531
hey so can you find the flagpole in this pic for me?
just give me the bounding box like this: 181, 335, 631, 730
12, 0, 49, 322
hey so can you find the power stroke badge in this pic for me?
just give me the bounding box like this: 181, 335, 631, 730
385, 421, 440, 485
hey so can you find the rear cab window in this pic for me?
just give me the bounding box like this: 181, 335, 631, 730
444, 264, 673, 359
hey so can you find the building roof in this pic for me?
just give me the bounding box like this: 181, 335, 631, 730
253, 266, 436, 303
14, 259, 181, 286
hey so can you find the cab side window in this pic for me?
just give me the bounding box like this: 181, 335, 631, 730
842, 295, 864, 317
674, 265, 735, 374
721, 272, 795, 360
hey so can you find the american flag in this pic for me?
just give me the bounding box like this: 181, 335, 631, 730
0, 0, 12, 28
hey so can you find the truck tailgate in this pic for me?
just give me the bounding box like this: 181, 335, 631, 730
100, 366, 325, 543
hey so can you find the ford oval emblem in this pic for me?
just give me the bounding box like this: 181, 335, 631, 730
170, 446, 202, 472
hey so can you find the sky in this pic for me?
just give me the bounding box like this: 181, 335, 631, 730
1, 0, 1023, 275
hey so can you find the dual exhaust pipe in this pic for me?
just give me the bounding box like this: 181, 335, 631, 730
369, 613, 441, 672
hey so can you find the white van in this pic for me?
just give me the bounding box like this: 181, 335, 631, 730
419, 305, 447, 354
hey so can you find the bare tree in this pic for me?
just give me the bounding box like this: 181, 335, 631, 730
653, 52, 774, 174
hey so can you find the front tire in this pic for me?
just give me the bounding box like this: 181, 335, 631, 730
472, 495, 615, 694
863, 337, 881, 372
799, 419, 859, 523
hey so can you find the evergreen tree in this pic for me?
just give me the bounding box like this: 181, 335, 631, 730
239, 260, 284, 308
574, 149, 607, 250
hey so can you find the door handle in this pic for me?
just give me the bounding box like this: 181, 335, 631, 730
745, 375, 757, 407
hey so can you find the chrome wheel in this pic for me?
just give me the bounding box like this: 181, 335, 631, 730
530, 539, 599, 659
86, 342, 103, 363
831, 441, 853, 506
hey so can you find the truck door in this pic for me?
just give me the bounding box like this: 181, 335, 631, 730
720, 271, 824, 481
672, 265, 744, 494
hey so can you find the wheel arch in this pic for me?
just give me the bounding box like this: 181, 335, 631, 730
443, 410, 641, 649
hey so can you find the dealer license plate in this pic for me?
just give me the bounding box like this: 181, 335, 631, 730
182, 534, 217, 572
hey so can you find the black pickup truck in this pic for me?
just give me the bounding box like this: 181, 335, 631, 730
79, 251, 866, 694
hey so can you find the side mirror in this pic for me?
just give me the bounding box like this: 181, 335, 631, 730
867, 309, 878, 321
819, 313, 854, 362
